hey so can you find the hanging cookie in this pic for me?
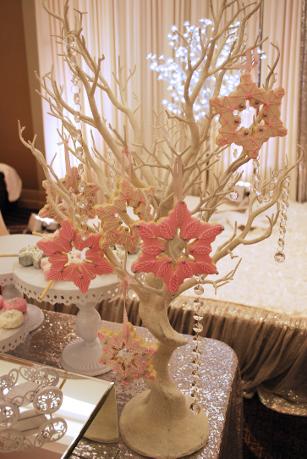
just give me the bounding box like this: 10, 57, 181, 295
210, 70, 287, 158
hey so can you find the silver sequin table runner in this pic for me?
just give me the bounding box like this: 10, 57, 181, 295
11, 310, 242, 459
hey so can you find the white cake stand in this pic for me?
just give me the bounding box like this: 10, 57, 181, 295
0, 234, 39, 288
13, 264, 120, 376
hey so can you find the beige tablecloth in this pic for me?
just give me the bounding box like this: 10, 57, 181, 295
11, 310, 242, 459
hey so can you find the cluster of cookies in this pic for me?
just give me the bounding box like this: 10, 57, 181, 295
18, 245, 44, 268
0, 296, 27, 329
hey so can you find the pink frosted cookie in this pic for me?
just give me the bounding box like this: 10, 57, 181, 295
3, 297, 28, 313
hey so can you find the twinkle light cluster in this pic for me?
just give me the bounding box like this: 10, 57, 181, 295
147, 19, 241, 121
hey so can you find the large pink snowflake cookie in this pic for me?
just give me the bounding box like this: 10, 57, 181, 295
37, 220, 112, 293
210, 72, 287, 158
132, 201, 223, 293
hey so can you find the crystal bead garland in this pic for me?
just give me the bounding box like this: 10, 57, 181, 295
66, 34, 89, 223
190, 278, 204, 414
252, 158, 262, 202
65, 34, 84, 163
274, 176, 290, 263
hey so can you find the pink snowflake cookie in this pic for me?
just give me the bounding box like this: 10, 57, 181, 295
132, 201, 223, 293
95, 179, 153, 253
37, 220, 113, 293
98, 321, 156, 384
210, 73, 287, 158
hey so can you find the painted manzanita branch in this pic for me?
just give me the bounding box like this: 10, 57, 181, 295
17, 1, 301, 457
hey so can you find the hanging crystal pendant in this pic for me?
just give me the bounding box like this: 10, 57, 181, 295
229, 190, 239, 201
190, 286, 204, 414
193, 284, 204, 295
274, 251, 285, 263
74, 113, 81, 123
252, 158, 263, 201
74, 93, 81, 106
75, 129, 82, 142
274, 176, 290, 263
191, 403, 201, 414
192, 323, 203, 334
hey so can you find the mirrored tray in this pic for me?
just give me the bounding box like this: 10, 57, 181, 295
0, 354, 117, 458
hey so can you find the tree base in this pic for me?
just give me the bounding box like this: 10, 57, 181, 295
120, 389, 209, 458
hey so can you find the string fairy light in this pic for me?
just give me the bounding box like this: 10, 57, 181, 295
147, 19, 241, 120
148, 19, 266, 122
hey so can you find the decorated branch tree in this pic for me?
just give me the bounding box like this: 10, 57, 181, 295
18, 1, 298, 457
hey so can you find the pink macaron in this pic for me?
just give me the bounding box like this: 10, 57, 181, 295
3, 297, 28, 313
0, 296, 4, 310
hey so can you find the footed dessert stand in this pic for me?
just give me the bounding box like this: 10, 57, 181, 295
13, 264, 119, 376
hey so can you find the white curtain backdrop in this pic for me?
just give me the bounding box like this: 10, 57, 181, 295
34, 0, 301, 198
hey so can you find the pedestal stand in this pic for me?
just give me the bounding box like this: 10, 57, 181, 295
13, 264, 119, 376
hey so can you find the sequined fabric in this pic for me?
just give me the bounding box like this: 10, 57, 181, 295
11, 310, 242, 459
97, 295, 307, 417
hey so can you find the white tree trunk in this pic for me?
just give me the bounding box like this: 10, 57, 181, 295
120, 292, 209, 458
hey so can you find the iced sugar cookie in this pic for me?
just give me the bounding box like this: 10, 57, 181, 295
0, 310, 24, 329
3, 298, 27, 313
19, 246, 43, 268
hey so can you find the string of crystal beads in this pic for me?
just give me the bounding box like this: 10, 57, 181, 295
274, 176, 290, 263
190, 278, 204, 414
65, 34, 84, 159
252, 158, 262, 201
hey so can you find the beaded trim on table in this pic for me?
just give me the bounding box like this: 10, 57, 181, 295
13, 277, 120, 306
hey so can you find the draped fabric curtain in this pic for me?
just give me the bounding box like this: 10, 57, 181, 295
297, 0, 307, 201
34, 0, 301, 198
260, 0, 302, 199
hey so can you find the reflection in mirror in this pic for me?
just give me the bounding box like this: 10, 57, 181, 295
0, 354, 115, 458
